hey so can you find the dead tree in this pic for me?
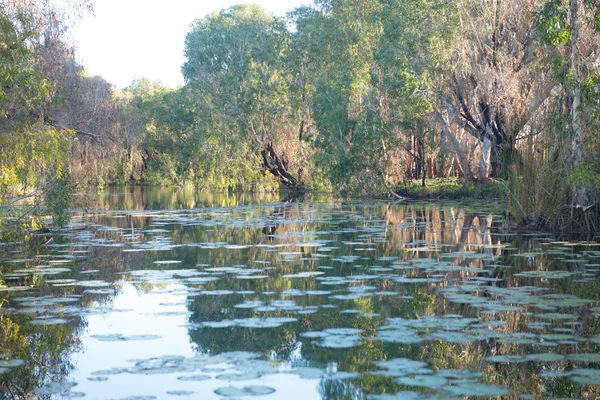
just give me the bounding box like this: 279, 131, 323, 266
261, 141, 304, 191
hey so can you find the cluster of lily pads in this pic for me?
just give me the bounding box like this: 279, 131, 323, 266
2, 201, 600, 399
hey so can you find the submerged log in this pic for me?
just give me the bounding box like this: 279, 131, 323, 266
261, 141, 304, 191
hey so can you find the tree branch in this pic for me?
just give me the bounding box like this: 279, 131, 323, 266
45, 118, 118, 142
0, 190, 39, 208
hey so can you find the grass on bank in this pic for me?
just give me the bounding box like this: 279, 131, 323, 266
395, 179, 503, 200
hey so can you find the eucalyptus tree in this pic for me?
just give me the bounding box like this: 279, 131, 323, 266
182, 4, 301, 190
128, 78, 197, 185
286, 6, 325, 185
306, 0, 465, 191
298, 0, 463, 193
297, 0, 400, 195
439, 0, 558, 179
375, 0, 466, 183
377, 0, 558, 181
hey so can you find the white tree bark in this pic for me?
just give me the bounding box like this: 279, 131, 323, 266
436, 112, 474, 181
479, 135, 492, 178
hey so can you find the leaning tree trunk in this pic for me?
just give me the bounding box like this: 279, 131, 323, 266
261, 141, 304, 191
436, 112, 474, 181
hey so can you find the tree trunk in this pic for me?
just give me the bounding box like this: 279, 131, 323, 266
261, 141, 304, 191
569, 0, 588, 206
444, 157, 456, 177
421, 152, 426, 187
436, 112, 474, 181
418, 134, 426, 187
127, 142, 135, 182
297, 72, 308, 185
490, 143, 503, 178
479, 136, 492, 178
298, 117, 306, 184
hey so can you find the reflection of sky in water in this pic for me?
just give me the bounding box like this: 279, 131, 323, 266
3, 188, 600, 399
70, 284, 320, 399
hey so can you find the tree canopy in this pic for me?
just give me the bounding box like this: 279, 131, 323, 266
0, 0, 599, 233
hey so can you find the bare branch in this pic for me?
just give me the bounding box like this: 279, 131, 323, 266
45, 118, 118, 142
0, 190, 39, 208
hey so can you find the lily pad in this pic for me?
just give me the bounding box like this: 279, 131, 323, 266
90, 334, 161, 342
396, 375, 447, 387
214, 386, 276, 397
442, 383, 509, 396
177, 375, 211, 382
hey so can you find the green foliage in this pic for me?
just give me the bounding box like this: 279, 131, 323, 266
301, 0, 386, 191
0, 5, 50, 131
399, 179, 503, 200
0, 5, 66, 192
582, 71, 600, 122
298, 0, 459, 193
570, 163, 600, 191
536, 0, 571, 45
182, 4, 291, 138
142, 153, 181, 186
0, 3, 74, 234
42, 167, 73, 227
108, 158, 133, 186
127, 80, 192, 186
179, 4, 297, 190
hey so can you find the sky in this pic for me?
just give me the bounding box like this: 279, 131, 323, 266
70, 0, 313, 89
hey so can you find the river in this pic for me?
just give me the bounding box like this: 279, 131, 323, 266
1, 186, 599, 399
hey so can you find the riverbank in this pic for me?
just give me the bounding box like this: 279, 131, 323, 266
395, 179, 503, 200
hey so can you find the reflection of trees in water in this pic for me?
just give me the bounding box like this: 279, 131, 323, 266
77, 186, 285, 212
10, 189, 599, 399
262, 191, 306, 238
0, 225, 120, 397
180, 203, 600, 398
0, 314, 85, 398
72, 192, 600, 398
188, 322, 298, 357
318, 376, 363, 400
0, 241, 97, 397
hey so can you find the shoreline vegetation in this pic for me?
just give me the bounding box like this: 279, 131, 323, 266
1, 0, 600, 240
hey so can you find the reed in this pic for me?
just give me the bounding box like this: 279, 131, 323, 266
504, 139, 598, 235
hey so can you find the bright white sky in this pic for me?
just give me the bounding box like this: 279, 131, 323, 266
70, 0, 313, 89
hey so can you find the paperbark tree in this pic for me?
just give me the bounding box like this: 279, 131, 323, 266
443, 0, 557, 178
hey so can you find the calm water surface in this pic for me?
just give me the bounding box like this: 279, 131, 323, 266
1, 187, 600, 399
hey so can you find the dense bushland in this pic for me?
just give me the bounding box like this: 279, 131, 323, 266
1, 0, 599, 233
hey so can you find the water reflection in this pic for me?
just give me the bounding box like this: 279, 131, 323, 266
0, 187, 599, 398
